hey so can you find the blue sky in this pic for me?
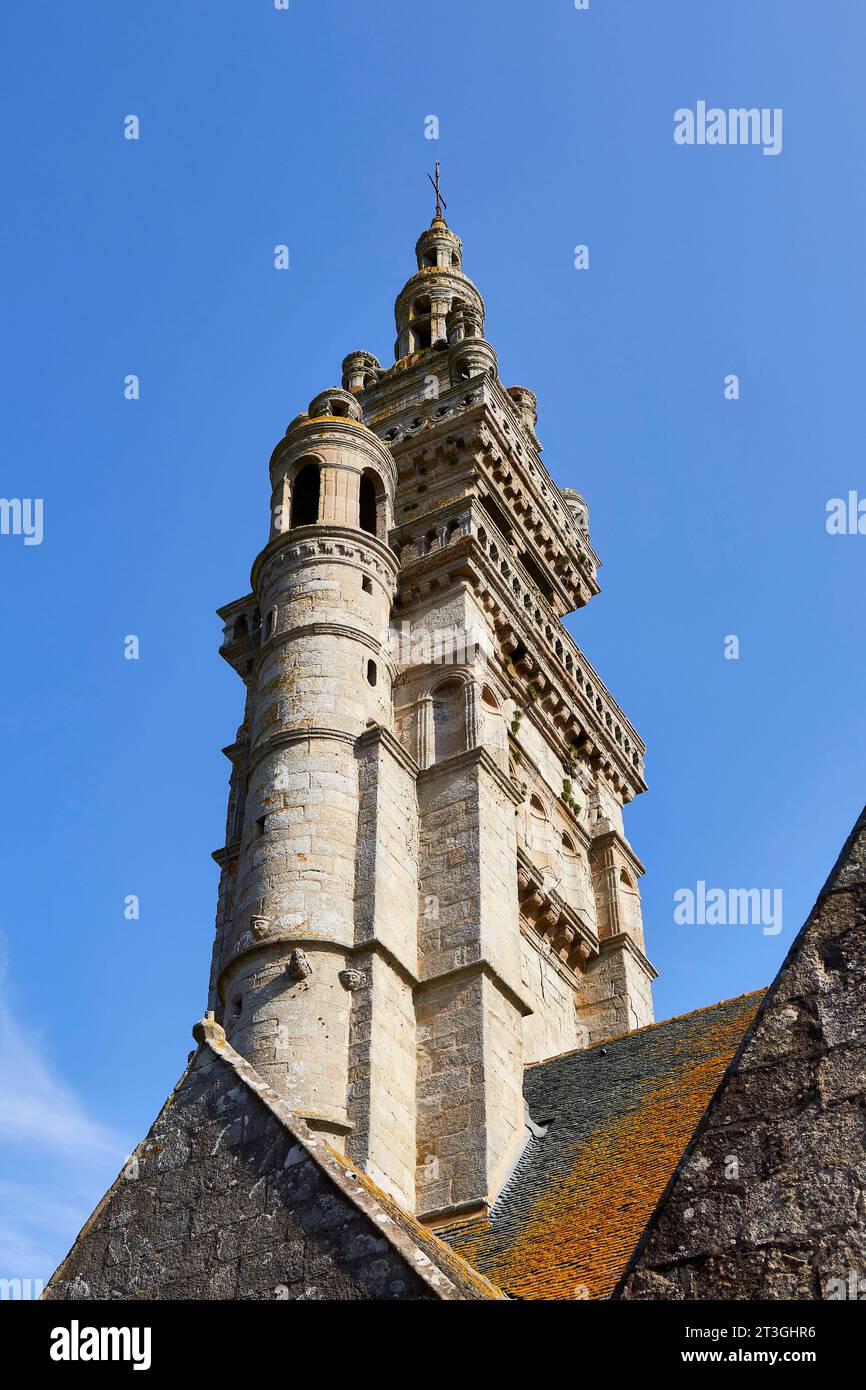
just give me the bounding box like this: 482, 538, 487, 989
2, 1, 864, 1286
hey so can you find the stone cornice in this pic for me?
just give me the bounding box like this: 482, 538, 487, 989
354, 723, 420, 779
416, 958, 533, 1020
590, 826, 647, 880
216, 592, 256, 624
599, 931, 658, 982
494, 600, 646, 800
394, 267, 484, 318
517, 846, 600, 974
418, 744, 524, 806
212, 840, 241, 869
217, 930, 355, 998
394, 492, 589, 617
348, 936, 418, 990
221, 739, 248, 764
263, 620, 393, 665
377, 378, 590, 577
388, 505, 645, 798
246, 726, 357, 780
250, 524, 399, 595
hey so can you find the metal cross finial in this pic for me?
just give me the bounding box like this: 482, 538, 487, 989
428, 160, 447, 220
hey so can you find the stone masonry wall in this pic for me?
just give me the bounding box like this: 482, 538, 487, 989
348, 949, 417, 1209
521, 935, 587, 1064
414, 751, 527, 1216
619, 806, 866, 1300
44, 1035, 499, 1302
577, 938, 655, 1042
348, 730, 419, 1206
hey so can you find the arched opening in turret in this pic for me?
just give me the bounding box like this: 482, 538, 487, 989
359, 473, 377, 535
359, 469, 387, 538
291, 462, 321, 527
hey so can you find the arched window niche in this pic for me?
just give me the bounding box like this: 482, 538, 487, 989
432, 678, 464, 763
479, 685, 507, 766
527, 793, 550, 862
291, 460, 321, 528
359, 468, 388, 539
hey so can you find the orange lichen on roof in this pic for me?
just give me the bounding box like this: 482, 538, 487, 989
445, 991, 764, 1300
324, 1143, 505, 1301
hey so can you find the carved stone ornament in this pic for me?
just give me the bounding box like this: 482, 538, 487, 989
288, 948, 313, 981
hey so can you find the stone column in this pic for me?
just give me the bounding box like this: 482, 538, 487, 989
430, 295, 449, 345
320, 465, 360, 527
464, 679, 480, 750
416, 694, 434, 770
275, 474, 291, 535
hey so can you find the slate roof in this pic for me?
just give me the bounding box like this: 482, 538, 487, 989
443, 990, 764, 1299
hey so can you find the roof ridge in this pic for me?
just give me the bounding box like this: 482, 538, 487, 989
526, 988, 767, 1069
612, 801, 866, 1300
192, 1019, 505, 1300
322, 1143, 505, 1300
817, 801, 866, 897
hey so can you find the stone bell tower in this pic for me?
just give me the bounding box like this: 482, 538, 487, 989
209, 189, 655, 1224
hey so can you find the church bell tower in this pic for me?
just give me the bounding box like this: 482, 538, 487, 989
209, 179, 656, 1223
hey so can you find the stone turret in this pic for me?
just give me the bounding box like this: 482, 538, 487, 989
211, 389, 399, 1155
341, 350, 381, 393
394, 215, 485, 360
561, 487, 590, 538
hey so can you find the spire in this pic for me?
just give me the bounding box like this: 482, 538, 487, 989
427, 160, 447, 224
390, 171, 486, 360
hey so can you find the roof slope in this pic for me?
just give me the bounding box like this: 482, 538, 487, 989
444, 991, 763, 1299
618, 804, 866, 1300
44, 1020, 503, 1302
